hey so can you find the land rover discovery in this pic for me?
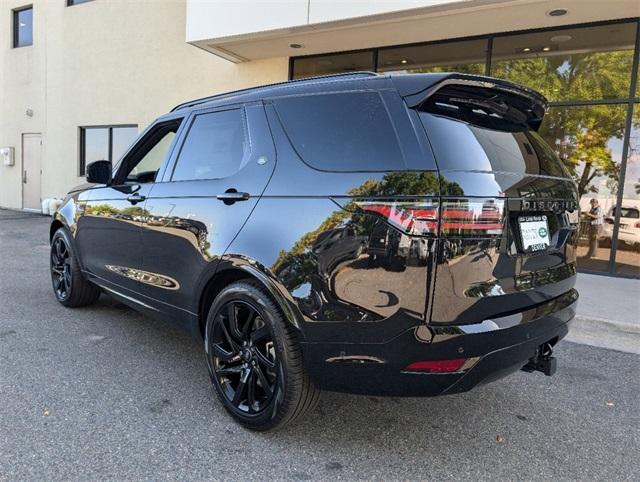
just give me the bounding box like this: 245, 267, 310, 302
50, 72, 579, 431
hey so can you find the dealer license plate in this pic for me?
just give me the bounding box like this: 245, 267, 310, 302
518, 215, 550, 252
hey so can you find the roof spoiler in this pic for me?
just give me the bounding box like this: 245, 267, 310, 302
390, 73, 548, 131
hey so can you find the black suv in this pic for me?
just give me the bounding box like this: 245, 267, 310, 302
50, 73, 579, 431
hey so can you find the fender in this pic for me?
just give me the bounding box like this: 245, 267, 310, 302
50, 192, 91, 271
215, 255, 306, 335
50, 192, 87, 239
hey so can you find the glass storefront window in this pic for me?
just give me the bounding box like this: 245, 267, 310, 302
289, 19, 640, 277
291, 51, 375, 79
491, 23, 637, 102
616, 106, 640, 276
539, 104, 628, 273
377, 39, 487, 75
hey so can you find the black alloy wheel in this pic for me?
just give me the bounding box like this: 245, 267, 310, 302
210, 300, 278, 414
50, 228, 101, 307
205, 281, 320, 431
51, 236, 72, 301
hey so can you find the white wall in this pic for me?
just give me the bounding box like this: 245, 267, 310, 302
309, 0, 464, 24
186, 0, 465, 41
186, 0, 640, 61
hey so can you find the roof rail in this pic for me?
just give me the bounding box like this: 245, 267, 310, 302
170, 71, 378, 112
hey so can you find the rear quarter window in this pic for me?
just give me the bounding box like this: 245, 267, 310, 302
273, 91, 406, 172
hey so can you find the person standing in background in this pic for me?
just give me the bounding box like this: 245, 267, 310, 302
585, 198, 603, 258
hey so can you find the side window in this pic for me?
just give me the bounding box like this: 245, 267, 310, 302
273, 91, 406, 171
115, 120, 181, 184
171, 109, 247, 181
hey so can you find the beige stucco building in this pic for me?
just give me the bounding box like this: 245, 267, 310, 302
0, 0, 287, 210
1, 0, 639, 276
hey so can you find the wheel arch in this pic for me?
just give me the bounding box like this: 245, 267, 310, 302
50, 196, 78, 242
50, 210, 87, 272
50, 218, 65, 242
197, 257, 305, 340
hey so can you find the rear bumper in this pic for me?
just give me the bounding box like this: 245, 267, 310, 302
301, 289, 577, 396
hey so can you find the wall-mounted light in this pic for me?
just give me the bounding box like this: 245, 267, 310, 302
1, 147, 15, 166
522, 47, 531, 52
400, 59, 408, 64
25, 108, 34, 117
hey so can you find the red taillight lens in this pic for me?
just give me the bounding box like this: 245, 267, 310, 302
605, 218, 614, 225
635, 222, 640, 229
404, 358, 467, 373
352, 198, 505, 237
441, 199, 505, 236
355, 200, 438, 236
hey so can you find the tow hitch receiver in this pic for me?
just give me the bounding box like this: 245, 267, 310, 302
522, 342, 557, 376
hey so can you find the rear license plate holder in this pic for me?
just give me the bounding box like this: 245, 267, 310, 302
518, 215, 550, 252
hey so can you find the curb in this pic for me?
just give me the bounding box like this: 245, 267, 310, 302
573, 315, 640, 334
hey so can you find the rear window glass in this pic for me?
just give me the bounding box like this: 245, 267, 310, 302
274, 92, 406, 171
419, 111, 569, 178
613, 207, 640, 219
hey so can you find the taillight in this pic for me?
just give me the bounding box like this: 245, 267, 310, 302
354, 199, 438, 236
635, 222, 640, 229
352, 197, 505, 237
605, 217, 614, 225
404, 358, 467, 373
441, 198, 505, 236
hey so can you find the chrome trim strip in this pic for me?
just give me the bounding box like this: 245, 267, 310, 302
99, 285, 159, 311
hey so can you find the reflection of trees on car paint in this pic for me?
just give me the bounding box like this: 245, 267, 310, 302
271, 171, 458, 289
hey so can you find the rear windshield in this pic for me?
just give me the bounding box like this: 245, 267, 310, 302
274, 91, 406, 172
612, 207, 640, 219
418, 111, 569, 178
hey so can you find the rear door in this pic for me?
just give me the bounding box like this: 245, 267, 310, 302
22, 133, 42, 210
412, 78, 579, 325
138, 103, 276, 315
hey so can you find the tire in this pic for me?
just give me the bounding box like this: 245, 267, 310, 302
50, 228, 101, 307
204, 280, 320, 431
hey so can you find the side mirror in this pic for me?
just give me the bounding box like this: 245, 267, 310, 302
86, 160, 112, 184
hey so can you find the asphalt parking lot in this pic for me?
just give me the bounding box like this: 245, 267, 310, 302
1, 210, 639, 481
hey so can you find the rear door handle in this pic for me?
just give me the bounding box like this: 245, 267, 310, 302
217, 191, 250, 204
126, 193, 146, 204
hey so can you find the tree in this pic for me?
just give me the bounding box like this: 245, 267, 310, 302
492, 51, 634, 198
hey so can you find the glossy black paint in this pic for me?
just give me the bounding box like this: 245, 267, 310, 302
52, 72, 579, 397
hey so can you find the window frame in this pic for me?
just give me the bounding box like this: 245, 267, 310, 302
111, 119, 182, 186
12, 5, 33, 49
167, 104, 250, 183
290, 17, 639, 91
78, 124, 138, 176
66, 0, 94, 6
